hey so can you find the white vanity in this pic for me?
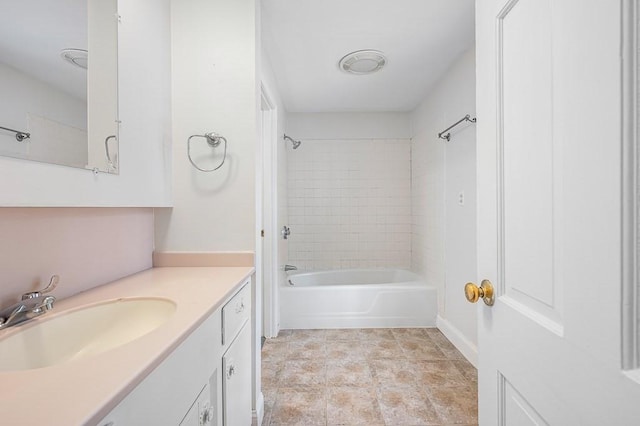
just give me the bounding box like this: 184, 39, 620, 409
0, 267, 254, 425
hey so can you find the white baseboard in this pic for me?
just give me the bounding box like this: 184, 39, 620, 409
436, 315, 478, 368
252, 391, 264, 426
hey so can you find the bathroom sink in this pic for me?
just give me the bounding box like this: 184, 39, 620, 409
0, 298, 176, 371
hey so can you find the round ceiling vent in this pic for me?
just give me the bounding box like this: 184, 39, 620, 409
338, 50, 387, 75
60, 48, 88, 69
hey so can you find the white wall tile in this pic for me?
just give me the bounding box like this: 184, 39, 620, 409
287, 138, 412, 271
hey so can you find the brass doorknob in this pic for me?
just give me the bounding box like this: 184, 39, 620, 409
464, 279, 495, 306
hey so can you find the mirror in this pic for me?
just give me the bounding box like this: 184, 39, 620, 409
0, 0, 119, 174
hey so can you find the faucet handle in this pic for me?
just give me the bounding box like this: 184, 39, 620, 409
0, 304, 26, 328
22, 275, 59, 300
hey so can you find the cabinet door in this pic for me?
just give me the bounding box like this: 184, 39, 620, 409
222, 324, 252, 426
180, 383, 214, 426
179, 396, 200, 426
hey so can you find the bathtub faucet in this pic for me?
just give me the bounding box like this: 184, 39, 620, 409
284, 265, 297, 272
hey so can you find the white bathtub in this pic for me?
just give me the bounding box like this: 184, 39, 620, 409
280, 269, 437, 329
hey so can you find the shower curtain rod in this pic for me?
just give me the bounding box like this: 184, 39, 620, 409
437, 114, 476, 141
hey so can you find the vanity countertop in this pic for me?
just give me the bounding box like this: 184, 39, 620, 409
0, 266, 254, 425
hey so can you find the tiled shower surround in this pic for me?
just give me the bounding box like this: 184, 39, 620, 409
287, 139, 412, 271
261, 328, 478, 425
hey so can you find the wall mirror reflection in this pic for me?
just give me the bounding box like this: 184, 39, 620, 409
0, 0, 119, 174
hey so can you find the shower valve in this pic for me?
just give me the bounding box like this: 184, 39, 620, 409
281, 226, 291, 239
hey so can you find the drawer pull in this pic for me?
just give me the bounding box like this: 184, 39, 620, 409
200, 403, 213, 426
235, 300, 245, 314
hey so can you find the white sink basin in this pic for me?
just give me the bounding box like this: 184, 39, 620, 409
0, 298, 176, 371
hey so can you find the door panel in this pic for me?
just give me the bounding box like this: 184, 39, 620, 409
476, 0, 640, 424
500, 374, 549, 426
500, 0, 563, 331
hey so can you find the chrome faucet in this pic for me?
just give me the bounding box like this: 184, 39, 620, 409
0, 275, 58, 330
283, 265, 297, 272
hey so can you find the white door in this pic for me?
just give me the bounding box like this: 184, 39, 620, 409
475, 0, 640, 424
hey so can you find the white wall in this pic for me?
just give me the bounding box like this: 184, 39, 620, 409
154, 0, 258, 252
287, 112, 412, 140
0, 208, 154, 307
0, 0, 172, 207
285, 113, 411, 271
411, 48, 477, 361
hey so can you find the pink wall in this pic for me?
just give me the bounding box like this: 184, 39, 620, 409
0, 208, 154, 307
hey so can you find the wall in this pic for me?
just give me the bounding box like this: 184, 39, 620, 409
0, 208, 153, 307
411, 48, 477, 363
158, 1, 261, 421
287, 112, 412, 140
154, 0, 258, 252
0, 0, 172, 207
286, 113, 411, 271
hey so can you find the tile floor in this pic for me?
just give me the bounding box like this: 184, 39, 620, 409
261, 328, 478, 426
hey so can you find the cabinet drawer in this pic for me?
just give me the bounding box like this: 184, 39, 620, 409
222, 281, 250, 345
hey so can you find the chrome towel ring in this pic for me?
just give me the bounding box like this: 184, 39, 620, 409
187, 132, 228, 172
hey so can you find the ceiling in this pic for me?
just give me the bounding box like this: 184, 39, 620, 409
0, 0, 87, 100
262, 0, 475, 113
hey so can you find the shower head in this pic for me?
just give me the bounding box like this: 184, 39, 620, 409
284, 134, 301, 149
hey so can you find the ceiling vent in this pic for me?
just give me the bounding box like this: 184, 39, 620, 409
338, 50, 386, 75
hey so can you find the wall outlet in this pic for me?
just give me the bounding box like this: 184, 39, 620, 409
458, 191, 465, 206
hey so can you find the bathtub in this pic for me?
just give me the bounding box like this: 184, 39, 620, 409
280, 269, 436, 329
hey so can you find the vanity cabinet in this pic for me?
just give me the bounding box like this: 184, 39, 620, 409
98, 279, 251, 426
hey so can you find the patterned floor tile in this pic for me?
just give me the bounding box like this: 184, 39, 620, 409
325, 340, 368, 360
368, 358, 417, 388
362, 339, 406, 359
262, 341, 290, 362
279, 359, 326, 387
425, 385, 478, 424
398, 337, 448, 360
326, 386, 384, 425
270, 387, 327, 426
326, 358, 374, 387
288, 329, 327, 343
288, 340, 328, 359
262, 328, 478, 425
377, 384, 442, 425
414, 360, 470, 388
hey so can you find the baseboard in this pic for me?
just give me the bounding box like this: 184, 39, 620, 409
252, 391, 264, 426
436, 315, 478, 368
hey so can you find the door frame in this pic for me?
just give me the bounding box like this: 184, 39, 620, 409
259, 82, 279, 338
622, 0, 639, 372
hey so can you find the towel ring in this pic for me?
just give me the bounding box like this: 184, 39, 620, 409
187, 132, 228, 172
